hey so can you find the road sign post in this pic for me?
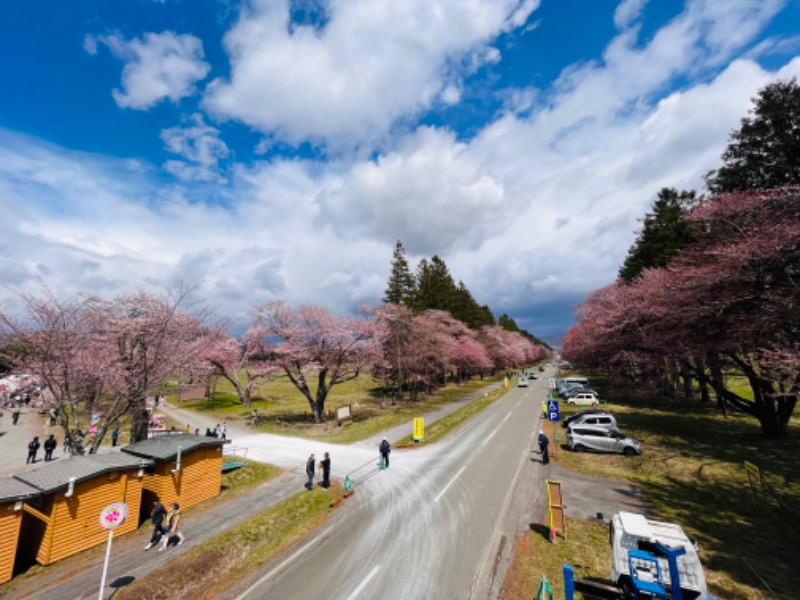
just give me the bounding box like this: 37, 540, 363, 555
98, 502, 128, 600
547, 399, 560, 423
413, 417, 424, 443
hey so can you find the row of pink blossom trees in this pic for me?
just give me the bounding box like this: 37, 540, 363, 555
2, 291, 547, 446
562, 187, 800, 438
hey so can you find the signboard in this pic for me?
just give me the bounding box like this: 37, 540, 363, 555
99, 502, 128, 530
148, 413, 166, 432
337, 405, 351, 421
547, 399, 560, 422
548, 378, 556, 389
503, 377, 509, 388
546, 480, 567, 541
413, 417, 424, 442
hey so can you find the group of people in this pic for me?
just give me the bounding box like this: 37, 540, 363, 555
305, 452, 332, 490
204, 422, 226, 439
25, 434, 58, 464
144, 498, 185, 552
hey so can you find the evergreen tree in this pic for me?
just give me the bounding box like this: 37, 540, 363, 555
619, 188, 697, 282
498, 313, 520, 332
706, 78, 800, 194
384, 240, 416, 305
413, 255, 458, 313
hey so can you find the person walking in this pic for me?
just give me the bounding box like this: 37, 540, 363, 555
26, 436, 40, 464
158, 502, 185, 551
111, 428, 120, 447
12, 410, 21, 425
43, 434, 57, 461
320, 452, 331, 489
305, 454, 316, 491
219, 422, 227, 440
538, 430, 550, 465
379, 438, 391, 469
145, 499, 168, 550
63, 433, 72, 455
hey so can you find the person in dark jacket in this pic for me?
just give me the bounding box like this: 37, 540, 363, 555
111, 428, 120, 447
145, 499, 168, 550
538, 430, 550, 465
43, 435, 57, 461
26, 436, 40, 464
379, 438, 391, 469
320, 452, 331, 489
305, 454, 316, 490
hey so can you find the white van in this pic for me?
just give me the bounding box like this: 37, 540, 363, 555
562, 377, 589, 386
610, 512, 708, 599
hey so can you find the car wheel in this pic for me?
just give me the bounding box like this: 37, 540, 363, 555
620, 577, 635, 600
574, 444, 586, 453
622, 447, 637, 456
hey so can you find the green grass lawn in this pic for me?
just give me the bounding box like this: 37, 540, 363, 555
175, 373, 499, 443
505, 390, 800, 600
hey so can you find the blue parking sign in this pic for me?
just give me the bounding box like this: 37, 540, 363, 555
547, 399, 560, 422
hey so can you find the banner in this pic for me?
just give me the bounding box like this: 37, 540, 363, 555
413, 417, 424, 441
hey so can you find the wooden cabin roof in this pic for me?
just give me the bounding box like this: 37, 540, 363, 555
0, 477, 41, 503
121, 434, 228, 461
13, 453, 153, 494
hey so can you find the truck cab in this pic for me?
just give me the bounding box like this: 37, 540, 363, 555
610, 511, 708, 599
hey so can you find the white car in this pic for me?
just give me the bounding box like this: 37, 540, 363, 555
517, 377, 528, 387
567, 425, 642, 455
567, 392, 599, 406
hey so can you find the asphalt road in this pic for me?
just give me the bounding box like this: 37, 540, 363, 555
222, 376, 550, 600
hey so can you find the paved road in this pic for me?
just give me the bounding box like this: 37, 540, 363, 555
222, 376, 551, 600
0, 374, 555, 600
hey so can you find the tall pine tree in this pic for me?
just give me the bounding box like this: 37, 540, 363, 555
619, 188, 697, 282
384, 240, 417, 305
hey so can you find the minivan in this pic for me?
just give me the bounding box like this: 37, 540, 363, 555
567, 412, 617, 430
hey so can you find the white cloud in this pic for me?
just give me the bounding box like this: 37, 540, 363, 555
87, 31, 211, 110
613, 0, 648, 30
316, 127, 505, 255
203, 0, 541, 148
161, 113, 230, 182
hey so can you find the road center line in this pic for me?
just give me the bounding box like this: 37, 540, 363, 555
345, 565, 381, 600
501, 413, 511, 424
434, 466, 467, 503
481, 428, 498, 447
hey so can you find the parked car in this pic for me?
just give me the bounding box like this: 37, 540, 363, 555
562, 409, 607, 428
567, 392, 600, 406
562, 386, 599, 399
517, 377, 528, 387
567, 411, 617, 430
567, 425, 642, 455
610, 511, 708, 600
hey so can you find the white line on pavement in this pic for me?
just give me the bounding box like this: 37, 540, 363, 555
233, 535, 323, 600
345, 565, 381, 600
434, 466, 467, 503
481, 429, 498, 447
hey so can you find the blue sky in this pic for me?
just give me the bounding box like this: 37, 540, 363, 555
1, 0, 799, 345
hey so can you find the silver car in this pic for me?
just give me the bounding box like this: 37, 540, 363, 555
567, 424, 642, 455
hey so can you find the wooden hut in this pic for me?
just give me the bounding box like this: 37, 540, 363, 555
0, 478, 40, 583
121, 434, 228, 517
13, 453, 152, 566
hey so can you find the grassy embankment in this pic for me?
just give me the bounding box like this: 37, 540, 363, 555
503, 379, 800, 600
117, 485, 341, 600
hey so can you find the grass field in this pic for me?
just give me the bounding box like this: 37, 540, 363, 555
503, 387, 800, 600
174, 373, 500, 443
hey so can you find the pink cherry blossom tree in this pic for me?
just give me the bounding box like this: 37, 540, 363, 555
250, 300, 380, 422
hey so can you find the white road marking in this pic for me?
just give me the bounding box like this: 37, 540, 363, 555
233, 535, 322, 600
434, 466, 467, 503
481, 429, 498, 447
501, 413, 511, 424
345, 565, 381, 600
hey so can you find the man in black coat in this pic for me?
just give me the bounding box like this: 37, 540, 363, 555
305, 454, 316, 490
320, 452, 331, 489
538, 431, 550, 465
26, 436, 40, 464
379, 438, 391, 469
145, 499, 168, 550
43, 435, 57, 461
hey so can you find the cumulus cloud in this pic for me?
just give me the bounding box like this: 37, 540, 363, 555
203, 0, 541, 148
316, 127, 505, 255
613, 0, 648, 30
161, 113, 230, 182
86, 31, 211, 110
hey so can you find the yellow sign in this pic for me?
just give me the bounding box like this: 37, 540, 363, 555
413, 417, 424, 441
503, 377, 509, 388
